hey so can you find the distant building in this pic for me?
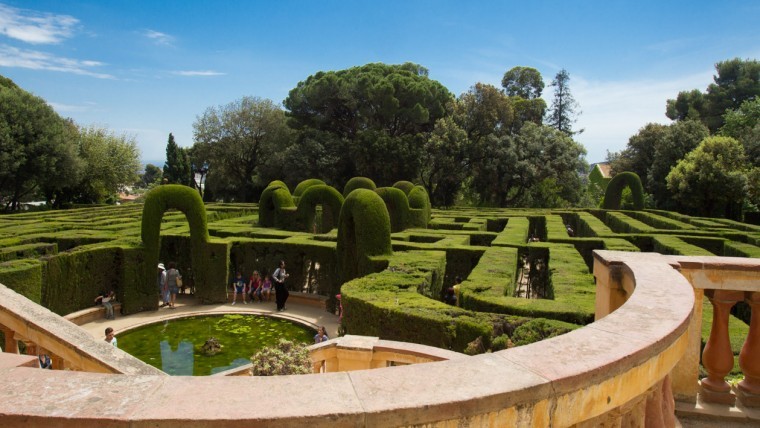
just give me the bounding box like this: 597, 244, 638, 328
588, 162, 612, 191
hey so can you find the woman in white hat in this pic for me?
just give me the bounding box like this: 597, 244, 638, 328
157, 263, 168, 307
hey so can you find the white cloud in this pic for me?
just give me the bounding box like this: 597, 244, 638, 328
171, 70, 226, 77
143, 29, 175, 46
547, 70, 716, 163
0, 3, 78, 44
0, 44, 114, 79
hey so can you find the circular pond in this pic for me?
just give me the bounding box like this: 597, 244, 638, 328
117, 314, 314, 376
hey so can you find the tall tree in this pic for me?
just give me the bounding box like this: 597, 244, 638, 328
283, 62, 452, 186
192, 96, 292, 202
666, 136, 747, 219
502, 66, 544, 99
139, 164, 163, 188
419, 117, 469, 206
545, 69, 582, 136
163, 133, 192, 186
0, 76, 79, 210
667, 58, 760, 132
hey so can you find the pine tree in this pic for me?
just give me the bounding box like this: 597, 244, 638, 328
163, 133, 192, 186
546, 69, 582, 136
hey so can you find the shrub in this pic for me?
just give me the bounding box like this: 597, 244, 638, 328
250, 339, 312, 376
511, 318, 578, 346
408, 185, 431, 228
392, 180, 416, 195
292, 179, 325, 199
603, 172, 644, 210
375, 187, 411, 232
295, 184, 344, 233
343, 176, 376, 197
258, 183, 296, 228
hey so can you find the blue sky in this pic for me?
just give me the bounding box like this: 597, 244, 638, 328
1, 1, 759, 165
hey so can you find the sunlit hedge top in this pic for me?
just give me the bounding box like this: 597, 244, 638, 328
293, 178, 325, 199
259, 182, 296, 227
603, 172, 644, 210
343, 177, 377, 197
392, 180, 416, 195
141, 184, 209, 245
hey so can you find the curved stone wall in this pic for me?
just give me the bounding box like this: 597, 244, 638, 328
0, 251, 695, 426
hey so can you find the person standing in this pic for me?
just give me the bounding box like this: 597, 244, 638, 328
166, 262, 182, 309
272, 260, 290, 311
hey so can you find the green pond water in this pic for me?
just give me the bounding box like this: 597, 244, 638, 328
117, 314, 314, 376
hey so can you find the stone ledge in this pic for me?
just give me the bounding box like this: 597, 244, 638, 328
65, 303, 123, 326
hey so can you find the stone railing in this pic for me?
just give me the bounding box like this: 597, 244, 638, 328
0, 284, 162, 375
594, 252, 760, 414
0, 251, 695, 426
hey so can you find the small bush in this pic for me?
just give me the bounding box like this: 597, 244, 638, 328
250, 339, 311, 376
511, 318, 577, 346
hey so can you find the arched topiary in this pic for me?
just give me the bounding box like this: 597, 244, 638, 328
603, 172, 645, 210
337, 189, 392, 284
343, 177, 376, 197
267, 180, 290, 193
293, 179, 325, 199
296, 184, 344, 233
392, 180, 416, 195
258, 183, 296, 228
408, 185, 431, 228
375, 187, 411, 232
141, 185, 209, 310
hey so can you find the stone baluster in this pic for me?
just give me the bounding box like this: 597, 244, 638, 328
1, 325, 19, 353
736, 291, 760, 407
700, 289, 743, 404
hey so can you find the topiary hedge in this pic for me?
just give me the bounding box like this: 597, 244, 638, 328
342, 176, 376, 197
292, 178, 325, 199
295, 184, 344, 233
602, 172, 645, 210
407, 185, 431, 228
0, 259, 43, 304
258, 182, 297, 229
336, 188, 392, 284
375, 187, 411, 232
392, 180, 416, 195
141, 184, 210, 310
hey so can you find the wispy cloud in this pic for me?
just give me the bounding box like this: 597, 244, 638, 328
563, 70, 715, 162
143, 29, 175, 46
0, 3, 78, 44
0, 44, 114, 79
171, 70, 226, 77
49, 101, 97, 113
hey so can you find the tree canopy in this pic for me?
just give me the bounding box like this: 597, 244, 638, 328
666, 136, 747, 218
163, 133, 192, 186
192, 96, 292, 202
667, 58, 760, 132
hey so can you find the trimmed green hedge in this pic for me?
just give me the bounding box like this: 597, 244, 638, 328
343, 176, 377, 197
603, 172, 645, 210
292, 178, 325, 199
336, 188, 393, 284
0, 259, 43, 303
375, 187, 411, 233
392, 180, 416, 195
295, 184, 344, 233
258, 183, 297, 229
408, 185, 431, 228
141, 184, 210, 311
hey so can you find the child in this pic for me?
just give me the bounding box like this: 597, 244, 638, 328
104, 327, 117, 348
231, 271, 247, 305
260, 270, 273, 302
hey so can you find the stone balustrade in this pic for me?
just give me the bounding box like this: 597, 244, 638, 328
594, 252, 760, 411
0, 250, 697, 426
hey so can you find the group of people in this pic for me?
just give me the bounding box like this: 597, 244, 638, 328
232, 260, 290, 311
157, 262, 183, 309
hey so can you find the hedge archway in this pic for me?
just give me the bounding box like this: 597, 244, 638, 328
602, 172, 645, 210
337, 189, 392, 284
375, 187, 410, 232
408, 185, 432, 228
293, 178, 325, 199
296, 184, 344, 233
141, 185, 209, 307
259, 182, 296, 228
392, 180, 416, 195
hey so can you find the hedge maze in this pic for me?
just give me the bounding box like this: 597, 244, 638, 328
1, 178, 758, 356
